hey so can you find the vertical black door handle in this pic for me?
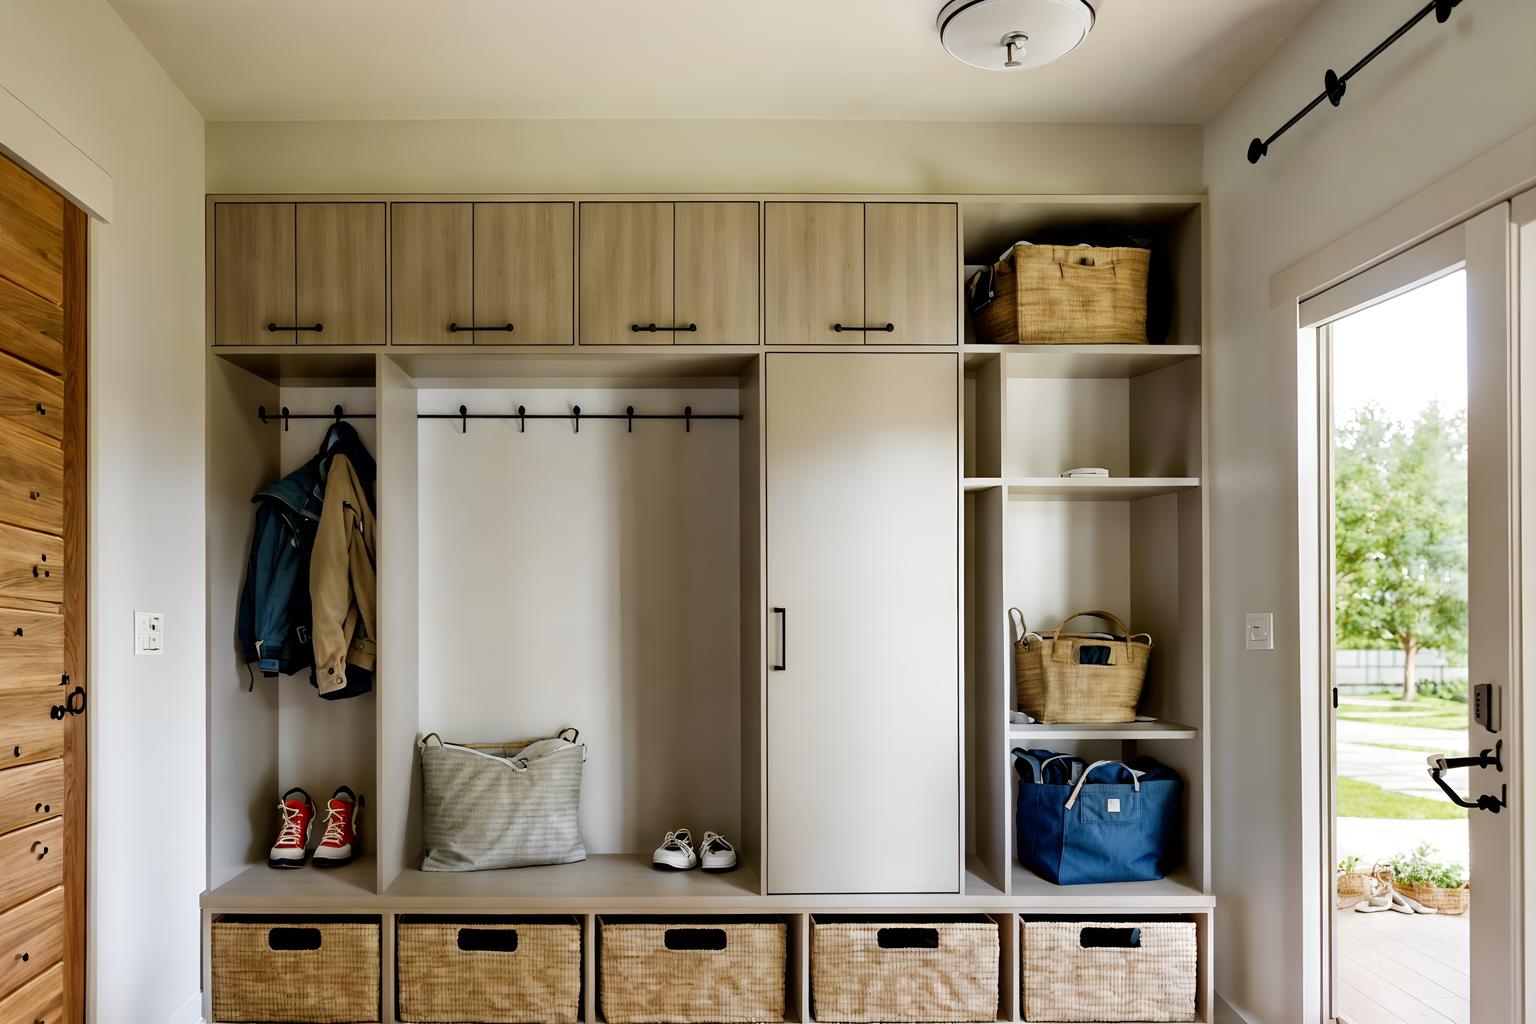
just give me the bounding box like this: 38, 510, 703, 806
772, 608, 786, 671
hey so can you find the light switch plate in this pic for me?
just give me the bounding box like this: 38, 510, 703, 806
134, 611, 164, 657
1245, 612, 1274, 651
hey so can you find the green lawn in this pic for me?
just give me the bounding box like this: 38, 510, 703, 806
1337, 691, 1469, 731
1336, 776, 1466, 820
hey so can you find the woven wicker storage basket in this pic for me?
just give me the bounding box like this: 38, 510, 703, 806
396, 916, 582, 1023
1011, 610, 1151, 724
599, 917, 786, 1024
975, 244, 1150, 345
1396, 881, 1470, 915
811, 916, 999, 1023
212, 916, 379, 1023
1335, 863, 1392, 910
1022, 920, 1196, 1023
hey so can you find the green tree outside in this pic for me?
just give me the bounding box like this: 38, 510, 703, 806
1334, 403, 1467, 699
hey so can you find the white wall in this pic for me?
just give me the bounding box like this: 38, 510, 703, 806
0, 3, 205, 1023
1203, 2, 1536, 1021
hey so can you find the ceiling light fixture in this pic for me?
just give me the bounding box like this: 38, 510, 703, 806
937, 0, 1095, 72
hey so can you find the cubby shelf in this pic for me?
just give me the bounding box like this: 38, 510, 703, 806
1008, 719, 1198, 741
1005, 477, 1199, 500
1010, 867, 1214, 910
961, 343, 1201, 379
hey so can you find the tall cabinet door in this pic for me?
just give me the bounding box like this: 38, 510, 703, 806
765, 353, 959, 894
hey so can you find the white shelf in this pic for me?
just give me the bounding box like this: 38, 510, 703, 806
963, 476, 1003, 491
962, 344, 1201, 378
1005, 477, 1199, 501
201, 857, 378, 912
1010, 865, 1213, 910
1009, 719, 1198, 742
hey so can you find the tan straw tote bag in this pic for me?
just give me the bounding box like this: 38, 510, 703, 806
1010, 609, 1151, 723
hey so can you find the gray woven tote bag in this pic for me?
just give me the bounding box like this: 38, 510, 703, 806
419, 728, 587, 871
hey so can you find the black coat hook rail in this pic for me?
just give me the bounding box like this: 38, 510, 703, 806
1248, 0, 1462, 164
257, 405, 377, 432
418, 404, 742, 435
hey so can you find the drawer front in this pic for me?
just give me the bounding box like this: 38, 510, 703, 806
0, 421, 61, 536
0, 275, 63, 376
0, 820, 61, 915
0, 962, 62, 1024
0, 688, 62, 770
0, 887, 62, 999
0, 524, 62, 610
0, 761, 62, 835
0, 610, 63, 689
0, 352, 61, 445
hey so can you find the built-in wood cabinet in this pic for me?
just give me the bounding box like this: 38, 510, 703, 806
764, 201, 958, 345
213, 202, 387, 346
390, 202, 574, 345
580, 201, 759, 345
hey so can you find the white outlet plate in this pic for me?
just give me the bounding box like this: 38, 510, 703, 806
1245, 612, 1274, 651
134, 611, 164, 657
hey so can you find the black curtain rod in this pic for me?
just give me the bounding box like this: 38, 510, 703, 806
1248, 0, 1462, 165
419, 404, 742, 434
257, 404, 376, 431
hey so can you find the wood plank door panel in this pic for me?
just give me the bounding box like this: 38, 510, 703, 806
579, 202, 673, 345
0, 159, 63, 309
765, 353, 959, 893
0, 525, 62, 613
296, 202, 388, 345
0, 963, 62, 1024
0, 819, 61, 911
0, 276, 63, 375
675, 201, 759, 345
0, 351, 62, 444
0, 687, 63, 771
0, 761, 62, 835
0, 422, 61, 536
0, 609, 64, 688
865, 203, 959, 345
764, 202, 864, 345
0, 888, 62, 999
213, 203, 296, 346
390, 203, 472, 346
475, 202, 575, 345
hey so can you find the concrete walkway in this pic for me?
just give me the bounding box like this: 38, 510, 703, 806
1337, 719, 1467, 800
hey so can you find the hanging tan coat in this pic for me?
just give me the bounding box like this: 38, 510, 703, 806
311, 453, 377, 697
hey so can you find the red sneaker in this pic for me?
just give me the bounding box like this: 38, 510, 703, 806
267, 788, 314, 869
313, 786, 362, 868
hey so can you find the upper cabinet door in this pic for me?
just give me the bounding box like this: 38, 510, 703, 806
214, 203, 296, 346
390, 203, 472, 346
866, 203, 958, 345
295, 202, 388, 346
475, 202, 575, 346
675, 202, 759, 345
580, 202, 673, 346
764, 202, 863, 345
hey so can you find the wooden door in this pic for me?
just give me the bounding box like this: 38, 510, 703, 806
390, 203, 472, 346
0, 153, 84, 1023
763, 202, 864, 345
675, 202, 759, 345
295, 202, 387, 345
213, 203, 295, 346
764, 353, 959, 893
579, 202, 673, 345
866, 203, 959, 345
475, 202, 575, 345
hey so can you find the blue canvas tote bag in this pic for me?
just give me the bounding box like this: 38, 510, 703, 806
1013, 748, 1180, 885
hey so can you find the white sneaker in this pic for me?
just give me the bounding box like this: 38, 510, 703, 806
652, 828, 699, 870
700, 831, 738, 872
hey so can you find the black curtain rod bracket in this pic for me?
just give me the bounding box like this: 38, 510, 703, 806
1248, 0, 1462, 164
257, 405, 377, 431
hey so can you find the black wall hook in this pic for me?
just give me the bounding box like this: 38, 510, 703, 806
459, 405, 468, 435
684, 406, 693, 433
518, 406, 526, 433
626, 405, 635, 433
572, 405, 582, 434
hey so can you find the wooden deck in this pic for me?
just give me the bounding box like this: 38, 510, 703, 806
1337, 907, 1469, 1024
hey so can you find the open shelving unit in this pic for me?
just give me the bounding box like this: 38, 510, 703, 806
201, 192, 1212, 1023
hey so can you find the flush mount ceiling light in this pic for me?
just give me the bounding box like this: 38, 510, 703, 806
937, 0, 1095, 72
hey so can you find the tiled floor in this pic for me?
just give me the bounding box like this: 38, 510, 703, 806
1336, 907, 1469, 1024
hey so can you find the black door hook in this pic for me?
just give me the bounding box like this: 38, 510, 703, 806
1427, 739, 1507, 813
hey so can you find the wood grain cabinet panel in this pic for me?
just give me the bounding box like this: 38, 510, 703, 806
390, 203, 472, 346
0, 888, 62, 999
0, 421, 61, 537
0, 962, 61, 1024
580, 202, 674, 345
0, 819, 61, 918
675, 202, 759, 345
0, 609, 63, 689
0, 275, 63, 374
296, 203, 388, 346
0, 524, 62, 611
865, 203, 958, 345
475, 202, 575, 345
764, 202, 863, 345
0, 157, 63, 309
0, 688, 60, 772
213, 203, 296, 346
0, 761, 62, 836
0, 352, 62, 445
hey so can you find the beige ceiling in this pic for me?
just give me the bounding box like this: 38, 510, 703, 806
108, 0, 1321, 123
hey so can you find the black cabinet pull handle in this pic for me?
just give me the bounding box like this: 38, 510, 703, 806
772, 607, 787, 671
832, 323, 895, 333
631, 323, 698, 333
267, 323, 323, 333
448, 323, 514, 333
